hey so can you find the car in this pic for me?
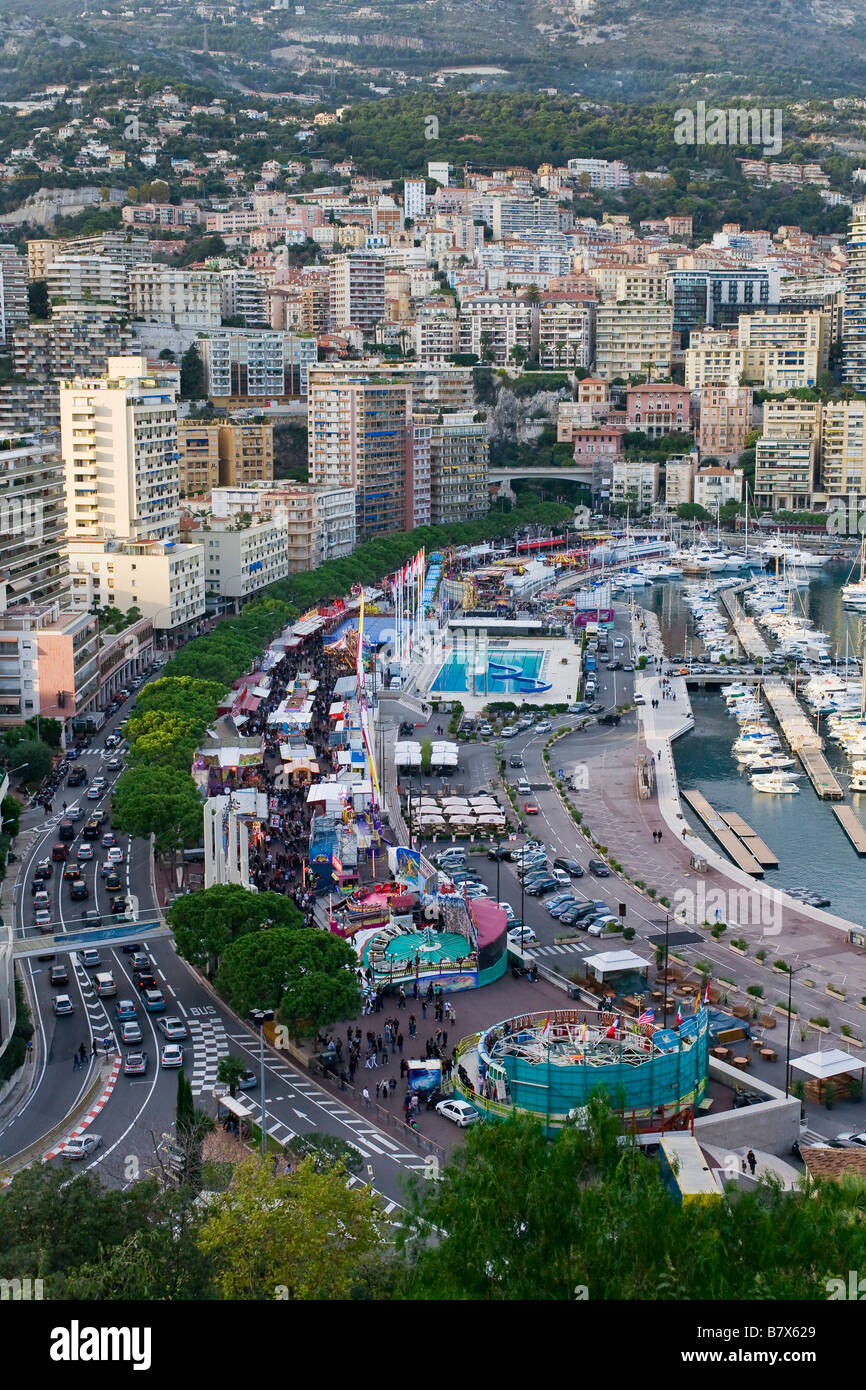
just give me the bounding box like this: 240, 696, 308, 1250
464, 885, 489, 899
435, 1098, 479, 1128
51, 843, 69, 862
509, 755, 524, 768
519, 865, 549, 882
526, 878, 557, 896
128, 952, 149, 972
90, 809, 107, 824
552, 868, 572, 888
33, 859, 53, 881
109, 898, 129, 915
76, 844, 94, 860
501, 725, 517, 738
106, 758, 122, 773
622, 663, 635, 673
559, 906, 590, 928
545, 892, 573, 908
53, 993, 74, 1016
104, 872, 122, 893
238, 1067, 257, 1091
124, 1052, 148, 1077
101, 831, 117, 848
479, 723, 492, 736
82, 820, 100, 840
157, 1016, 189, 1041
160, 1043, 183, 1067
535, 720, 552, 734
62, 864, 82, 882
613, 638, 625, 649
82, 910, 101, 926
49, 964, 69, 986
107, 846, 124, 864
121, 942, 144, 955
62, 1134, 102, 1160
33, 889, 51, 910
598, 712, 621, 726
554, 857, 583, 877
589, 860, 610, 876
69, 882, 89, 901
517, 779, 531, 796
831, 1131, 866, 1149
115, 998, 137, 1021
633, 693, 646, 706
81, 947, 102, 968
523, 801, 539, 814
67, 806, 84, 821
587, 915, 618, 937
487, 845, 513, 861
85, 786, 101, 800
143, 988, 166, 1013
35, 911, 53, 931
588, 702, 605, 714
120, 1020, 143, 1045
507, 924, 539, 944
605, 661, 622, 671
134, 970, 157, 991
549, 899, 579, 919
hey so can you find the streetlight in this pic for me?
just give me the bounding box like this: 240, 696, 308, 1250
662, 912, 670, 1028
250, 1007, 275, 1157
784, 960, 803, 1100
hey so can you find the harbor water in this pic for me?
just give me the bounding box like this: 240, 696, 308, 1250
638, 565, 866, 928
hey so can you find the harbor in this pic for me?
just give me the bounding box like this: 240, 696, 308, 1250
761, 680, 845, 800
680, 790, 772, 876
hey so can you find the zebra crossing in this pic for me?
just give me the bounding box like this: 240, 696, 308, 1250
187, 1012, 231, 1096
532, 940, 592, 957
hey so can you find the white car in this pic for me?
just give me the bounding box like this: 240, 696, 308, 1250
160, 1044, 184, 1069
552, 868, 571, 889
587, 916, 618, 937
435, 1098, 479, 1128
507, 925, 538, 946
107, 846, 124, 864
62, 1133, 102, 1160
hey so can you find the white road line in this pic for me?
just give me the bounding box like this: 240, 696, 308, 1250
177, 1000, 188, 1017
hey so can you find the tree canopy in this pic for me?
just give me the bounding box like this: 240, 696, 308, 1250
169, 884, 302, 971
111, 764, 203, 858
274, 928, 361, 1036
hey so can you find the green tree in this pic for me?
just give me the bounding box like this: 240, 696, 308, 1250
2, 738, 53, 784
420, 736, 433, 774
197, 1156, 388, 1300
27, 278, 49, 320
169, 884, 302, 973
111, 764, 203, 877
676, 502, 712, 522
176, 1072, 214, 1194
276, 928, 361, 1037
216, 1055, 248, 1097
180, 341, 205, 400
125, 709, 204, 770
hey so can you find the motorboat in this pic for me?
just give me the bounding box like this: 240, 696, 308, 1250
751, 771, 800, 793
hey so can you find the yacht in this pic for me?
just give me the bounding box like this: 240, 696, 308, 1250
842, 539, 866, 608
739, 751, 797, 771
751, 771, 800, 793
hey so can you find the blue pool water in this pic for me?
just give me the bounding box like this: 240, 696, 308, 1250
432, 648, 544, 694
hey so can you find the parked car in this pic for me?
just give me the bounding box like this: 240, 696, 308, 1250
526, 877, 557, 896
487, 845, 513, 862
507, 925, 538, 946
435, 1098, 479, 1127
552, 868, 572, 888
832, 1131, 866, 1149
62, 1134, 102, 1160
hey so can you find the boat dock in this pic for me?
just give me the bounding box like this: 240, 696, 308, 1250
717, 811, 779, 868
762, 680, 845, 800
833, 806, 866, 855
719, 587, 772, 661
681, 789, 765, 876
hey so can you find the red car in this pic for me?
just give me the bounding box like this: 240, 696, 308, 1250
523, 801, 540, 815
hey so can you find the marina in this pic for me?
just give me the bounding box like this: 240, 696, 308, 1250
680, 789, 766, 876
833, 805, 866, 855
762, 680, 845, 800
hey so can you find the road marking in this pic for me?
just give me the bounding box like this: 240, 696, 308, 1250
177, 1000, 188, 1017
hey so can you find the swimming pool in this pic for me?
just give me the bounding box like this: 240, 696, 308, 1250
432, 648, 545, 694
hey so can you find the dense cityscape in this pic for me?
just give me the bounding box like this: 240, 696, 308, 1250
1, 1, 866, 1350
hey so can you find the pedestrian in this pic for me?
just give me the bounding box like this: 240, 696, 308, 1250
442, 1030, 448, 1048
73, 1051, 80, 1071
363, 1086, 371, 1109
421, 1000, 427, 1020
389, 1076, 396, 1096
400, 1058, 408, 1078
657, 830, 662, 843
408, 1014, 417, 1038
90, 1041, 97, 1058
397, 1031, 404, 1054
398, 986, 406, 1009
747, 1149, 757, 1176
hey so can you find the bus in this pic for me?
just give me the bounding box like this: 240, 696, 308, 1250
658, 1134, 722, 1206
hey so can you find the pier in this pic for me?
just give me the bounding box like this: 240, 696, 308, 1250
833, 806, 866, 855
718, 586, 772, 662
762, 680, 845, 800
681, 789, 765, 876
718, 811, 779, 868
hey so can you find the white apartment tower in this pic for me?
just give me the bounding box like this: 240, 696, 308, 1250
331, 252, 386, 332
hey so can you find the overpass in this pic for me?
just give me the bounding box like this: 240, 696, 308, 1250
489, 467, 591, 485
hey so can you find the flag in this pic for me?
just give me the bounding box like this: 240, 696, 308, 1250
693, 991, 701, 1015
579, 1021, 587, 1041
637, 1007, 655, 1026
704, 978, 711, 1005
540, 1014, 551, 1041
605, 1015, 620, 1038
675, 1004, 683, 1026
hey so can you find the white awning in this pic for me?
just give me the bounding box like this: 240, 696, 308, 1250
583, 949, 650, 978
790, 1049, 866, 1080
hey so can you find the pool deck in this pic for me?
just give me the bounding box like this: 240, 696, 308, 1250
423, 637, 581, 715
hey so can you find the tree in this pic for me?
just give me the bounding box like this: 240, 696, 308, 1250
136, 675, 227, 727
215, 926, 304, 1017
196, 1156, 389, 1300
216, 1055, 248, 1097
276, 928, 361, 1037
676, 502, 712, 522
111, 765, 203, 879
125, 709, 205, 770
175, 1072, 214, 1194
27, 278, 49, 320
180, 341, 205, 400
169, 885, 302, 973
420, 736, 433, 775
2, 738, 53, 785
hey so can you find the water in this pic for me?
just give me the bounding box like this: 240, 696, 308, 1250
432, 647, 544, 695
638, 566, 866, 928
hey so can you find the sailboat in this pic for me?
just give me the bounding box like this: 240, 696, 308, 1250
842, 537, 866, 608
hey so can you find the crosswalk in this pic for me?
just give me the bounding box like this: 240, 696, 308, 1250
531, 941, 592, 957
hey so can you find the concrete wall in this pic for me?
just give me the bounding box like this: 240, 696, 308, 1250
693, 1056, 801, 1155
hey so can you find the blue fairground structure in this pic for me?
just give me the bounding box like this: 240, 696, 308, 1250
453, 1006, 711, 1135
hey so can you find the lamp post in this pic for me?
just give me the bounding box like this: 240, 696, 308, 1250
784, 960, 802, 1100
662, 912, 670, 1029
251, 1007, 275, 1157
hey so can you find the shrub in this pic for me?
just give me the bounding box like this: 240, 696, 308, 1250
730, 937, 748, 951
755, 948, 767, 962
810, 1016, 830, 1029
746, 984, 764, 998
622, 926, 635, 941
647, 887, 657, 899
658, 896, 670, 907
824, 1081, 836, 1110
774, 959, 789, 972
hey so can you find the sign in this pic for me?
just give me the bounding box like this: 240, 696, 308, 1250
618, 902, 626, 918
212, 1084, 229, 1098
557, 768, 564, 778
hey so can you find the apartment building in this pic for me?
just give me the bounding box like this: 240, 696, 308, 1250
0, 245, 29, 346
207, 482, 356, 570
46, 256, 129, 312
12, 308, 135, 381
218, 422, 274, 485
64, 232, 152, 270
197, 330, 318, 402
60, 356, 180, 544
122, 202, 202, 227
0, 598, 99, 727
403, 179, 427, 221
664, 456, 698, 508
567, 158, 631, 189
220, 268, 268, 327
408, 420, 432, 529
614, 266, 668, 304
693, 466, 744, 509
537, 299, 593, 371
199, 518, 289, 601
738, 309, 828, 374
307, 368, 411, 541
411, 305, 460, 361
594, 301, 673, 380
625, 383, 691, 439
458, 293, 536, 365
669, 268, 779, 334
67, 536, 206, 631
698, 384, 753, 458
0, 433, 68, 611
331, 252, 386, 331
754, 437, 818, 511
610, 458, 659, 509
26, 238, 60, 280
176, 422, 221, 495
843, 200, 866, 392
129, 266, 222, 329
425, 412, 489, 524
820, 400, 866, 499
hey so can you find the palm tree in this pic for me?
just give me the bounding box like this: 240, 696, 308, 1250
217, 1055, 248, 1098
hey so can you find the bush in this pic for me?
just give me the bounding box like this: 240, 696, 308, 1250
810, 1016, 830, 1029
755, 949, 767, 962
0, 1035, 25, 1084
746, 984, 764, 998
730, 937, 748, 951
774, 959, 789, 972
622, 926, 635, 941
